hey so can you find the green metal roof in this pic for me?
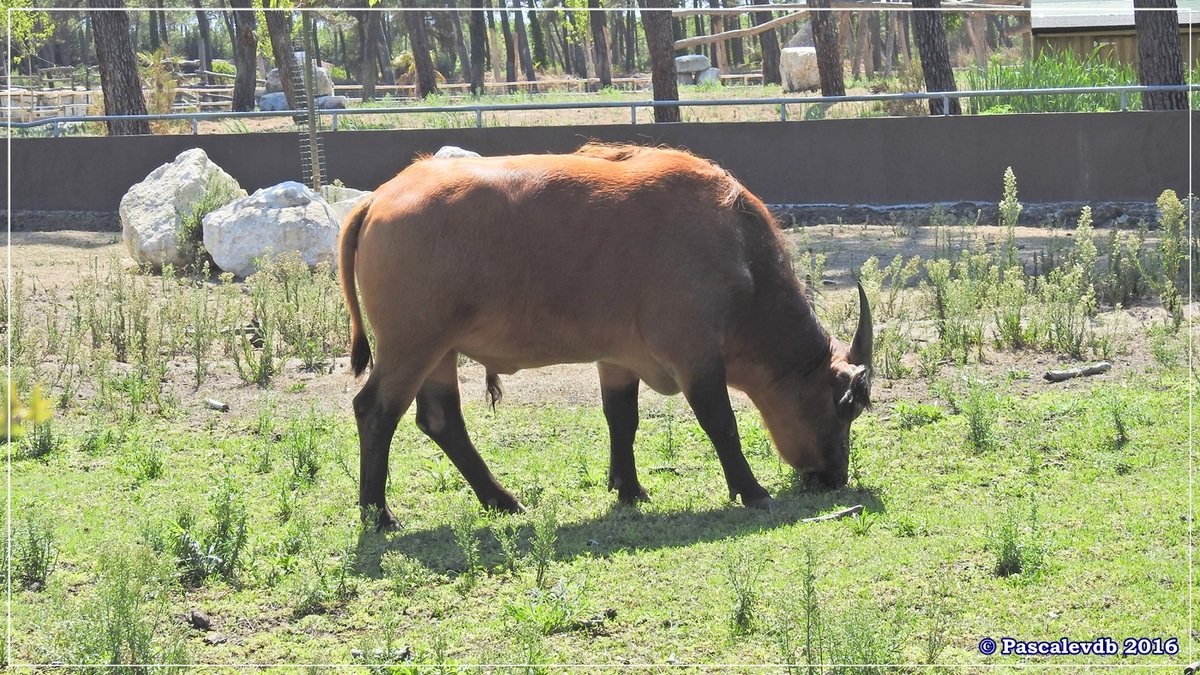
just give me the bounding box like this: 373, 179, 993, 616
1031, 0, 1200, 32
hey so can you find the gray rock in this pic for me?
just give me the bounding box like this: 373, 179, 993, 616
315, 95, 347, 109
257, 91, 289, 112
202, 181, 340, 278
785, 22, 815, 48
319, 184, 372, 224
676, 72, 697, 87
675, 54, 711, 74
696, 67, 722, 85
119, 148, 245, 271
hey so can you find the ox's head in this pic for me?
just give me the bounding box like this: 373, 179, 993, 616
769, 283, 873, 490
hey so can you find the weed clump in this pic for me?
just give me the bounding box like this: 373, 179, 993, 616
989, 500, 1048, 580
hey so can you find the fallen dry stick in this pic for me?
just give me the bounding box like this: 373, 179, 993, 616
801, 504, 864, 523
1043, 361, 1112, 382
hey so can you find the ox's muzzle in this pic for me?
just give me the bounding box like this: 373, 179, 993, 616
806, 444, 849, 490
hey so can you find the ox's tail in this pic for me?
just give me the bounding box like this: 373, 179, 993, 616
340, 197, 374, 377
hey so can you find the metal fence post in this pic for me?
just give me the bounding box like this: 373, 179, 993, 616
476, 109, 483, 128
631, 105, 637, 125
1121, 91, 1127, 111
942, 95, 950, 116
780, 103, 788, 122
192, 117, 199, 135
332, 112, 339, 130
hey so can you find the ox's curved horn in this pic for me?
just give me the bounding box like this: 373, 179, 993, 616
849, 281, 873, 368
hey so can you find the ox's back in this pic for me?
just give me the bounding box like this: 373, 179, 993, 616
347, 146, 804, 384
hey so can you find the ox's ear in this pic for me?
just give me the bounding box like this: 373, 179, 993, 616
837, 364, 872, 419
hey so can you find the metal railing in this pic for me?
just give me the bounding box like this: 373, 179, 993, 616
3, 84, 1195, 137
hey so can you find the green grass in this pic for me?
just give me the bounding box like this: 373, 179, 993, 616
6, 359, 1192, 667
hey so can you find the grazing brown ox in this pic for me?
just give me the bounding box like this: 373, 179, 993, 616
340, 144, 872, 529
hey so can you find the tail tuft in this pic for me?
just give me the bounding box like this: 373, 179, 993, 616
485, 372, 503, 410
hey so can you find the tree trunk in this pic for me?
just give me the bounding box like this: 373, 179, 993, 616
89, 0, 151, 135
751, 0, 780, 84
708, 0, 728, 73
469, 0, 487, 94
964, 12, 987, 73
192, 1, 213, 85
911, 0, 960, 115
588, 0, 612, 87
729, 1, 743, 66
402, 1, 438, 98
157, 2, 168, 51
375, 13, 395, 86
513, 0, 537, 88
454, 8, 472, 83
567, 11, 588, 79
358, 9, 377, 100
498, 0, 517, 91
487, 3, 503, 83
148, 5, 160, 52
528, 5, 547, 69
809, 0, 844, 95
869, 11, 882, 74
230, 0, 257, 111
639, 0, 680, 122
625, 10, 636, 72
1134, 0, 1187, 110
262, 0, 299, 110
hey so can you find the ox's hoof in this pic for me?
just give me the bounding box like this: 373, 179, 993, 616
368, 506, 401, 532
483, 493, 526, 514
616, 485, 651, 505
609, 476, 650, 505
744, 495, 778, 511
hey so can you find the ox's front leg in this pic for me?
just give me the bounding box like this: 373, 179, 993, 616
598, 363, 650, 504
416, 353, 523, 513
682, 364, 776, 511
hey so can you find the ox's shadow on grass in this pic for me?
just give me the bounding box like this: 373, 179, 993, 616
354, 484, 884, 578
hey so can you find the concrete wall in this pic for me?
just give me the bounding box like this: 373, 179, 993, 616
4, 110, 1194, 214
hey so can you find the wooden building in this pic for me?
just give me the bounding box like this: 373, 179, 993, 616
1031, 0, 1200, 65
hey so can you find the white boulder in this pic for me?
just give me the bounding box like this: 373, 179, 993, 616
781, 47, 821, 93
320, 184, 373, 224
119, 148, 245, 270
266, 66, 334, 98
433, 145, 481, 158
202, 181, 340, 278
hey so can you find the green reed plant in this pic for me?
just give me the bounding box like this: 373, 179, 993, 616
967, 48, 1138, 114
1035, 264, 1095, 358
999, 166, 1022, 270
54, 546, 189, 670
13, 505, 57, 590
721, 544, 765, 636
990, 499, 1048, 581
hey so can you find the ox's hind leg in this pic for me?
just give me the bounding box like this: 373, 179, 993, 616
355, 359, 431, 530
416, 352, 523, 513
681, 363, 776, 511
598, 363, 650, 504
